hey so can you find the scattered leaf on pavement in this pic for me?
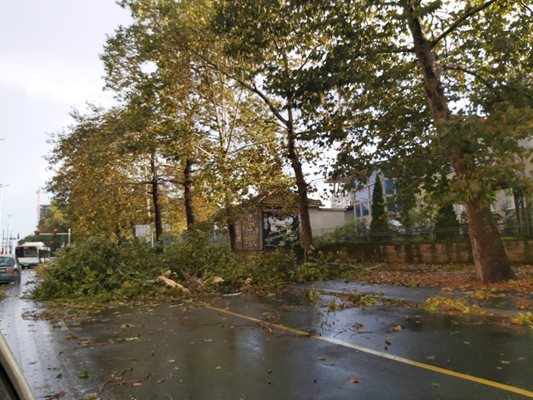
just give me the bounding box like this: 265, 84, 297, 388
45, 391, 66, 399
78, 370, 89, 379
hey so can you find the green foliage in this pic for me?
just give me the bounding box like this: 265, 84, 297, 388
370, 174, 389, 242
33, 237, 160, 301
434, 204, 462, 241
432, 176, 462, 241
290, 251, 351, 283
49, 0, 291, 241
245, 250, 299, 287
32, 229, 368, 301
47, 108, 158, 240
162, 230, 334, 288
42, 0, 532, 286
290, 1, 531, 280
290, 261, 330, 283
407, 207, 435, 234
161, 229, 242, 283
315, 220, 369, 245
302, 1, 533, 207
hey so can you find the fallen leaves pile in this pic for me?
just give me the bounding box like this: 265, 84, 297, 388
356, 264, 533, 293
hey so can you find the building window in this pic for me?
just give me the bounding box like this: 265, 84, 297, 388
502, 189, 515, 210
355, 185, 371, 218
384, 178, 395, 195
355, 201, 370, 217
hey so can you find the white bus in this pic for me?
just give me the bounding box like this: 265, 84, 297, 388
14, 242, 51, 268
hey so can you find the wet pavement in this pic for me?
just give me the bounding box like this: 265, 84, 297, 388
0, 270, 532, 399
0, 270, 91, 399
296, 280, 533, 314
295, 280, 441, 305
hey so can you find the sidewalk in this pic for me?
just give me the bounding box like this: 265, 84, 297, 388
294, 280, 532, 317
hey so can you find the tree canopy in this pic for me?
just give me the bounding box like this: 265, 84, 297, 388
46, 0, 532, 281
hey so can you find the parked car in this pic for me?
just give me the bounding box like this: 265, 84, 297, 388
0, 332, 35, 399
0, 255, 21, 284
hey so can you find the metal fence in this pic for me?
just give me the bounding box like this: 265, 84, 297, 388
314, 218, 533, 245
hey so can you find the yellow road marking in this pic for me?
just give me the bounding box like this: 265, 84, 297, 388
202, 303, 533, 398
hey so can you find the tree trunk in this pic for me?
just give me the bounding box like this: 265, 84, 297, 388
513, 191, 522, 235
286, 108, 313, 256
226, 205, 237, 251
184, 158, 195, 229
404, 6, 515, 282
149, 155, 162, 242
465, 201, 515, 281
524, 198, 532, 238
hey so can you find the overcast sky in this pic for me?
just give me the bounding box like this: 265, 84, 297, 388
0, 0, 131, 239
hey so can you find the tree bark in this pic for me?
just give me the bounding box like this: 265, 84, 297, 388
286, 107, 313, 256
149, 154, 163, 242
404, 5, 515, 282
184, 158, 195, 229
226, 205, 237, 251
465, 201, 515, 281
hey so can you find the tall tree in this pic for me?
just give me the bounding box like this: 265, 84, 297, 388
205, 0, 332, 255
195, 72, 290, 250
107, 102, 174, 241
299, 0, 532, 281
370, 174, 388, 241
103, 0, 290, 243
400, 0, 515, 282
48, 108, 150, 239
102, 3, 204, 231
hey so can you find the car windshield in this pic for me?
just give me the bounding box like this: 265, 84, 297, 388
0, 258, 15, 267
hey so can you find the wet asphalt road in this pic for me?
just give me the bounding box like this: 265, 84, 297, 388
0, 269, 532, 400
0, 270, 88, 398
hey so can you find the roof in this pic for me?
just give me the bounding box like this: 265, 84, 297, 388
17, 242, 49, 248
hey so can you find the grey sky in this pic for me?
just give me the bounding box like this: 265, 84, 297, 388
0, 0, 131, 239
